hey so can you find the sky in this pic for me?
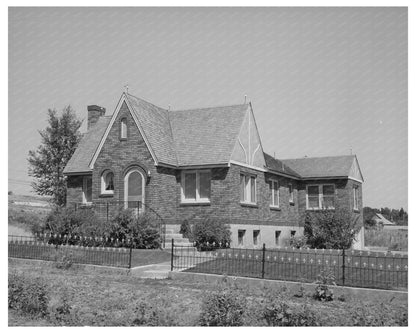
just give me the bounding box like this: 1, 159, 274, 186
8, 7, 407, 210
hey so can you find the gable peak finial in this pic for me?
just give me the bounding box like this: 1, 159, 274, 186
244, 94, 247, 104
124, 84, 129, 94
168, 105, 171, 111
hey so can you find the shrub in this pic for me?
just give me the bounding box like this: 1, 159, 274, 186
261, 298, 319, 326
108, 210, 161, 249
199, 285, 246, 326
34, 206, 104, 245
313, 266, 336, 301
289, 236, 308, 249
304, 208, 361, 249
179, 219, 193, 241
193, 218, 231, 251
8, 271, 49, 318
131, 300, 178, 326
50, 294, 80, 326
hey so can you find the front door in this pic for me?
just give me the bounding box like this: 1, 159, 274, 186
124, 169, 145, 213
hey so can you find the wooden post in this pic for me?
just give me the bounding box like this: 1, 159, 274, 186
261, 243, 266, 279
170, 239, 174, 271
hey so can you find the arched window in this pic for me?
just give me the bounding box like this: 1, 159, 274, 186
101, 170, 114, 194
120, 118, 127, 139
124, 168, 145, 213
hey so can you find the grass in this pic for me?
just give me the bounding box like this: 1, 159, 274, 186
181, 248, 408, 290
8, 240, 171, 268
8, 259, 408, 326
365, 229, 408, 251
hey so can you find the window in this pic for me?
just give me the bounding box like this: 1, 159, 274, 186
240, 173, 256, 204
82, 176, 92, 204
270, 180, 279, 207
353, 186, 359, 210
253, 230, 260, 246
289, 183, 294, 204
181, 170, 211, 203
291, 230, 296, 238
101, 170, 114, 195
120, 118, 127, 139
306, 184, 335, 210
275, 230, 281, 246
238, 229, 246, 246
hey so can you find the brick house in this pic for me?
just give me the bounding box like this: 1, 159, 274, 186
63, 93, 365, 249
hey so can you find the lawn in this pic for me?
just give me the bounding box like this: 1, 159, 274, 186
8, 259, 408, 326
365, 228, 408, 251
8, 240, 171, 268
179, 247, 408, 290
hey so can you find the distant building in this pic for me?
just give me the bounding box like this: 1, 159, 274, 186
371, 213, 395, 228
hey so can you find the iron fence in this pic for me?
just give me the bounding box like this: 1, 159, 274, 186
170, 241, 408, 290
68, 200, 166, 248
8, 234, 133, 268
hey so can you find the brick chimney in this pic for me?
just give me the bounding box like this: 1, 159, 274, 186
87, 105, 106, 130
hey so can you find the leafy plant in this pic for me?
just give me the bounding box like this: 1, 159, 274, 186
304, 208, 361, 249
199, 284, 246, 326
179, 219, 193, 241
289, 236, 309, 249
8, 271, 49, 318
313, 266, 336, 301
261, 297, 319, 326
193, 218, 231, 251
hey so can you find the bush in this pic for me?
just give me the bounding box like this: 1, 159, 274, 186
199, 285, 246, 326
304, 208, 361, 249
179, 219, 193, 241
8, 271, 49, 318
289, 236, 308, 249
50, 294, 80, 326
313, 266, 336, 301
261, 297, 319, 326
108, 210, 161, 249
34, 206, 104, 245
193, 218, 231, 251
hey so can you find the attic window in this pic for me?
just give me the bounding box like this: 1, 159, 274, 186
120, 118, 127, 139
101, 170, 114, 195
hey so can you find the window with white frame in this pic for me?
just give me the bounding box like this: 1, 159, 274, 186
240, 173, 256, 204
306, 184, 335, 210
82, 176, 92, 204
289, 183, 294, 203
353, 186, 359, 210
270, 180, 279, 207
181, 170, 211, 203
101, 170, 114, 195
120, 118, 127, 139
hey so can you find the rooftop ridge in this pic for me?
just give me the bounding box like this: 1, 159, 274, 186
171, 103, 248, 113
282, 154, 355, 161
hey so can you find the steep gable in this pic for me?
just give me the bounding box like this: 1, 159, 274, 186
349, 156, 364, 182
230, 103, 266, 169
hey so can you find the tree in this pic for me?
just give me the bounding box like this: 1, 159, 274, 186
28, 106, 82, 206
304, 209, 361, 249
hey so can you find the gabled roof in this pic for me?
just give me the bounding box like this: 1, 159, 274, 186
373, 213, 395, 225
281, 155, 358, 179
63, 116, 111, 174
169, 104, 248, 166
125, 94, 177, 166
263, 153, 301, 178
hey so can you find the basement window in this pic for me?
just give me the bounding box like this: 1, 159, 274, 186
238, 229, 246, 246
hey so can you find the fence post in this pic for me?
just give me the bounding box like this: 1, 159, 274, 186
261, 243, 266, 279
342, 248, 345, 286
170, 239, 174, 271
